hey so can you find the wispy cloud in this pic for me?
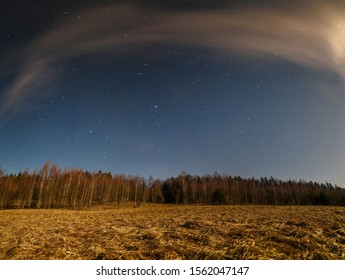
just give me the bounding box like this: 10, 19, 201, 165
1, 2, 345, 117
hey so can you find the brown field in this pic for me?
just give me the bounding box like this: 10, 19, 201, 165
0, 204, 345, 260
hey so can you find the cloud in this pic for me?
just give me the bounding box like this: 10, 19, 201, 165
0, 56, 57, 117
1, 1, 345, 117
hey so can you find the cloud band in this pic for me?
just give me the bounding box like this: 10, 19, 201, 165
1, 2, 344, 117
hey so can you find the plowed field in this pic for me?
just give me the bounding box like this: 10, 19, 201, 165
1, 204, 344, 259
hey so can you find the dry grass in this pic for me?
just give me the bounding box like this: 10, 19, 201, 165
0, 204, 344, 260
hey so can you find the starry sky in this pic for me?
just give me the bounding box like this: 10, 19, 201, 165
1, 0, 345, 186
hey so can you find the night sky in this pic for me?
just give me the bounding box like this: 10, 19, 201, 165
1, 0, 345, 186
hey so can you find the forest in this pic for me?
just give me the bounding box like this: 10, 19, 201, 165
0, 162, 345, 209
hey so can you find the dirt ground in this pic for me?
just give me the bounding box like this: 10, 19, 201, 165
0, 204, 344, 259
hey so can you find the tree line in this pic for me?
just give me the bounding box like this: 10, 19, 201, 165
0, 162, 344, 209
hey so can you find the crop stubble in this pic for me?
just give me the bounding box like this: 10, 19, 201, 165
0, 204, 344, 259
